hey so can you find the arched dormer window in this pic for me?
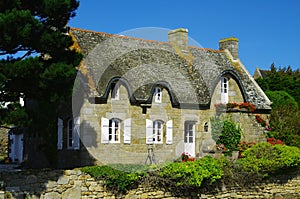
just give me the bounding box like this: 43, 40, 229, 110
221, 77, 228, 103
154, 87, 162, 103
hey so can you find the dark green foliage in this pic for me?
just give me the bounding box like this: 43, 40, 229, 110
256, 64, 300, 148
211, 117, 242, 152
0, 0, 82, 167
237, 142, 300, 176
265, 90, 298, 110
81, 165, 147, 192
256, 64, 300, 106
159, 156, 223, 187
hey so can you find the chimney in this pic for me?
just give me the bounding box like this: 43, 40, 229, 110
219, 37, 239, 60
168, 28, 189, 54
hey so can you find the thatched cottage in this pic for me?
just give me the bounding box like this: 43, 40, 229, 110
56, 28, 271, 168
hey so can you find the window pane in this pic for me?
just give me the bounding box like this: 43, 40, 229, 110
189, 135, 193, 143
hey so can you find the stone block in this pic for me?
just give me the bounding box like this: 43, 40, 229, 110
62, 186, 81, 199
57, 176, 70, 185
44, 192, 60, 199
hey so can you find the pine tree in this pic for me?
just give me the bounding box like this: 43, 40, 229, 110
0, 0, 82, 167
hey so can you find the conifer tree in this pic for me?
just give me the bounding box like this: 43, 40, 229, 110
0, 0, 82, 167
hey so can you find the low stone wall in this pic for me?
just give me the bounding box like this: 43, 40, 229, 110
0, 168, 299, 199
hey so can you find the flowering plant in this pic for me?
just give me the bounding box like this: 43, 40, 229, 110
255, 114, 266, 127
239, 102, 256, 113
267, 138, 284, 146
215, 102, 256, 113
181, 152, 190, 161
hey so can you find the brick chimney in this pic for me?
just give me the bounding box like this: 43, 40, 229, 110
219, 38, 239, 60
168, 28, 189, 54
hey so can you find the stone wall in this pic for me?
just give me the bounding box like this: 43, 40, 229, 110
0, 128, 8, 159
0, 168, 299, 199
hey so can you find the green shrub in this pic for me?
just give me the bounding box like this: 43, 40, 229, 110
211, 117, 242, 152
237, 142, 300, 176
159, 156, 223, 187
81, 165, 146, 192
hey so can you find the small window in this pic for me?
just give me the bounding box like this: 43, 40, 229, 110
67, 119, 74, 148
153, 120, 163, 144
204, 122, 209, 132
221, 77, 228, 94
109, 118, 120, 143
221, 77, 229, 103
154, 87, 162, 103
111, 82, 120, 100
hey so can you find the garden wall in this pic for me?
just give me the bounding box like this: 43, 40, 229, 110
0, 168, 299, 199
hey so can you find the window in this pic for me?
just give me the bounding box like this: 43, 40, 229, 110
154, 87, 162, 103
101, 117, 130, 144
184, 122, 195, 143
111, 82, 119, 100
146, 119, 173, 144
67, 117, 80, 150
67, 119, 74, 148
108, 118, 120, 143
153, 120, 163, 143
221, 77, 229, 103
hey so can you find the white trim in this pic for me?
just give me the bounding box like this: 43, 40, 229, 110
166, 120, 173, 144
73, 116, 80, 150
101, 117, 109, 143
124, 118, 131, 144
146, 119, 154, 144
57, 118, 63, 150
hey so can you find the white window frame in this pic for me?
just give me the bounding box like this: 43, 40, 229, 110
111, 82, 120, 100
184, 122, 195, 144
221, 77, 229, 103
108, 118, 121, 143
67, 119, 74, 149
153, 120, 163, 144
154, 87, 162, 103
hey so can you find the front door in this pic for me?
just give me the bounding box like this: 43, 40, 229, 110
184, 122, 195, 157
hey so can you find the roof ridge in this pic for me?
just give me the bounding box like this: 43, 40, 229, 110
70, 27, 224, 52
70, 27, 169, 45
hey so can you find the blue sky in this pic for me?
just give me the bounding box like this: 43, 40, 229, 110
69, 0, 300, 75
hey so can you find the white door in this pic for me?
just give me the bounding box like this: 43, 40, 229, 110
184, 122, 195, 157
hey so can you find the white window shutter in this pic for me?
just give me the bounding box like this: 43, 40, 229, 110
166, 120, 173, 144
73, 116, 80, 150
57, 118, 63, 150
101, 117, 109, 143
146, 119, 153, 144
124, 118, 131, 144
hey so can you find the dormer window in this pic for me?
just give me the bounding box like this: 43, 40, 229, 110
111, 82, 120, 100
154, 87, 162, 103
221, 77, 228, 103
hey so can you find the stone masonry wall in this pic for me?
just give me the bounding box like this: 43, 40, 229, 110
0, 168, 299, 199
